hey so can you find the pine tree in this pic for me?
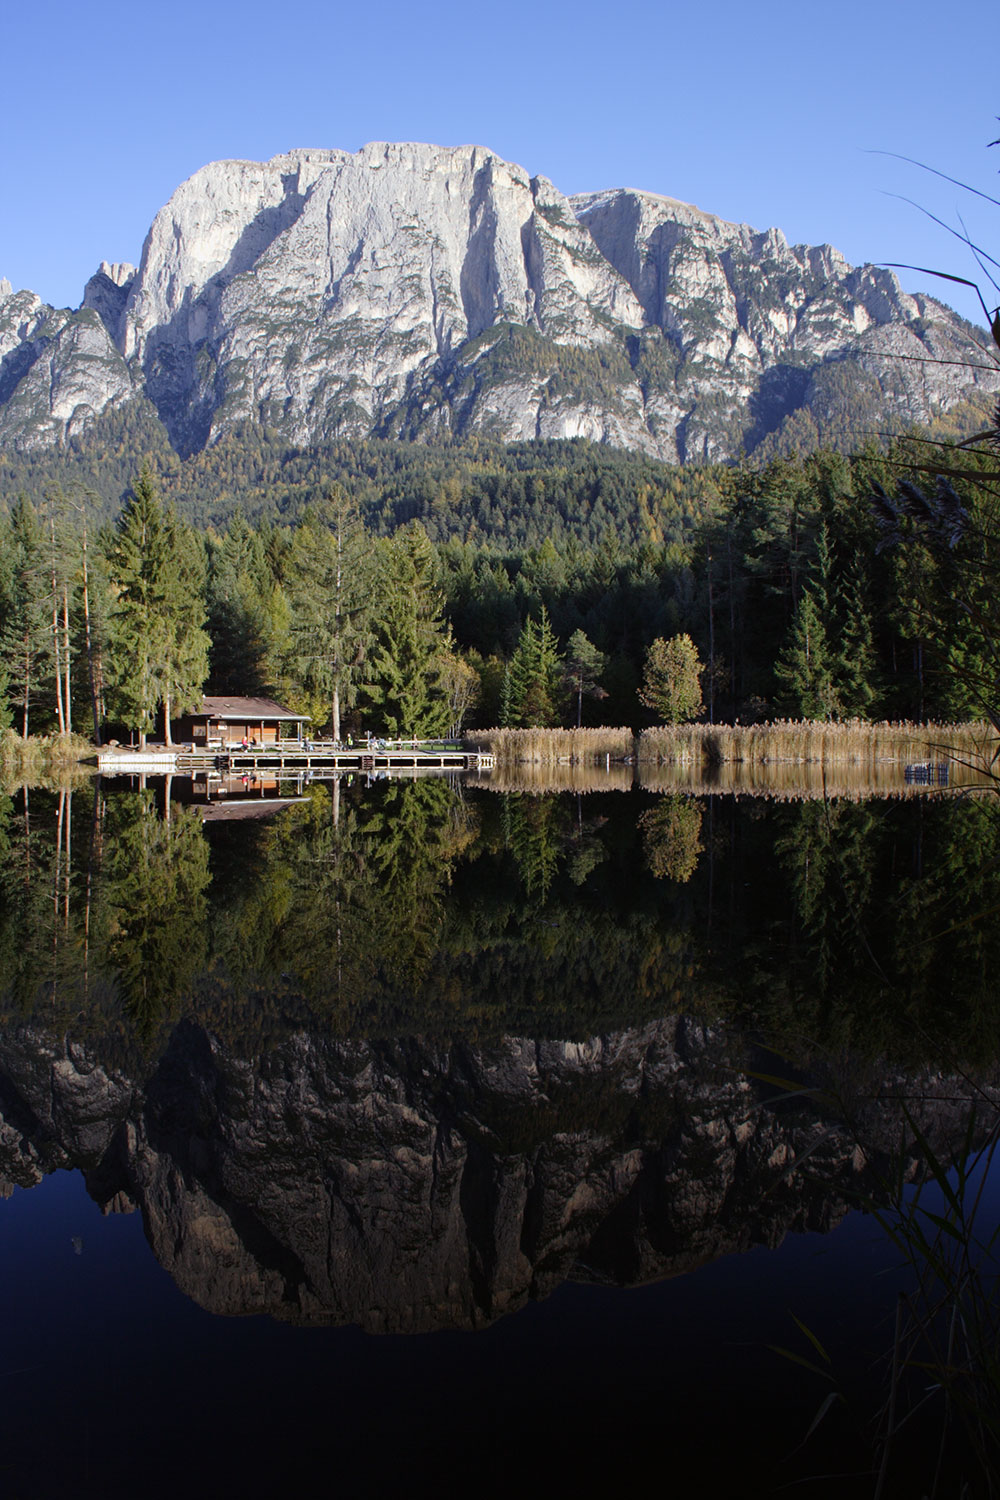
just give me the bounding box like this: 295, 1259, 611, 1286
564, 629, 607, 727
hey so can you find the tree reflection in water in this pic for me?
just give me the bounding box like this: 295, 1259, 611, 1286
0, 773, 998, 1492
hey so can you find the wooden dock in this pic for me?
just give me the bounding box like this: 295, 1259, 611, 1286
98, 742, 495, 774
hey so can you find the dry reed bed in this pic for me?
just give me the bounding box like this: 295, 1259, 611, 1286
465, 727, 635, 766
637, 719, 993, 768
0, 730, 99, 793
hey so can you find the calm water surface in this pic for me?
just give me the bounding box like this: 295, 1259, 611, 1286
1, 771, 997, 1497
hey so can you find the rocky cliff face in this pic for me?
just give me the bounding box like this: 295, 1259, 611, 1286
0, 1015, 977, 1333
0, 142, 989, 459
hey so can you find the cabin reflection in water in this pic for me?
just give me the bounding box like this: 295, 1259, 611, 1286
188, 771, 310, 817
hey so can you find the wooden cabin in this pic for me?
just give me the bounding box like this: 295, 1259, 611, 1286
172, 696, 310, 748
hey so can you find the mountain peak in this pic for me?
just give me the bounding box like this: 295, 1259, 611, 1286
0, 143, 989, 460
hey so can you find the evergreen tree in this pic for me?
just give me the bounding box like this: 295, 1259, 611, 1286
0, 499, 50, 737
104, 469, 210, 746
363, 523, 451, 738
40, 489, 78, 736
285, 487, 376, 740
564, 629, 607, 727
774, 587, 842, 719
502, 606, 565, 727
638, 633, 704, 723
836, 563, 878, 717
160, 516, 210, 745
207, 512, 274, 695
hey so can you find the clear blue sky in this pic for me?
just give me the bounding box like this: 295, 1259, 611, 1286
3, 0, 998, 325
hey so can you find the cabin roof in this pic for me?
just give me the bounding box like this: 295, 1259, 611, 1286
196, 696, 311, 722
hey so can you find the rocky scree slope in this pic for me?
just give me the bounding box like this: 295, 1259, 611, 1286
0, 142, 990, 461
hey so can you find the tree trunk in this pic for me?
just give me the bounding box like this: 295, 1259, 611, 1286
21, 638, 30, 738
50, 518, 65, 735
52, 594, 65, 734
81, 530, 101, 743
62, 584, 72, 736
706, 545, 716, 725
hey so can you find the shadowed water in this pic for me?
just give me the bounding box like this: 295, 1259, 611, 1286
1, 772, 997, 1496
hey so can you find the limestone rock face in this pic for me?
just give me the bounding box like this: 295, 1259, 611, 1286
0, 145, 989, 457
0, 284, 134, 447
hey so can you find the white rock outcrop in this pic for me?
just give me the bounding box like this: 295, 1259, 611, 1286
0, 143, 989, 457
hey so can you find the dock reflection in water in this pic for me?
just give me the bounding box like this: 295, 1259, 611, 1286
0, 769, 997, 1495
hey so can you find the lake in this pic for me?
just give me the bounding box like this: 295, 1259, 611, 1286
1, 768, 997, 1497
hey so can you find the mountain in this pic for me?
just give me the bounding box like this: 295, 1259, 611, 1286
0, 142, 991, 462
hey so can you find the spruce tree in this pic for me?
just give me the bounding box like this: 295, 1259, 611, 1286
774, 587, 842, 719
774, 523, 844, 720
286, 486, 375, 740
363, 523, 451, 738
502, 606, 565, 727
836, 564, 878, 718
207, 513, 273, 695
104, 469, 209, 746
0, 499, 50, 737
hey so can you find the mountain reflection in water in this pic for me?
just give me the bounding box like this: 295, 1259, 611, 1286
0, 772, 998, 1494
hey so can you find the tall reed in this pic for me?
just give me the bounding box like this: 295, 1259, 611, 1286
638, 719, 993, 770
0, 730, 98, 792
464, 726, 635, 766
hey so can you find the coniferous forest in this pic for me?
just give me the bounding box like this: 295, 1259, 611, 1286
0, 421, 996, 743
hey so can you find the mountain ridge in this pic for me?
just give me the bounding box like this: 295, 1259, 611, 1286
0, 141, 991, 462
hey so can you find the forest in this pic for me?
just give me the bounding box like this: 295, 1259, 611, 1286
0, 426, 995, 744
